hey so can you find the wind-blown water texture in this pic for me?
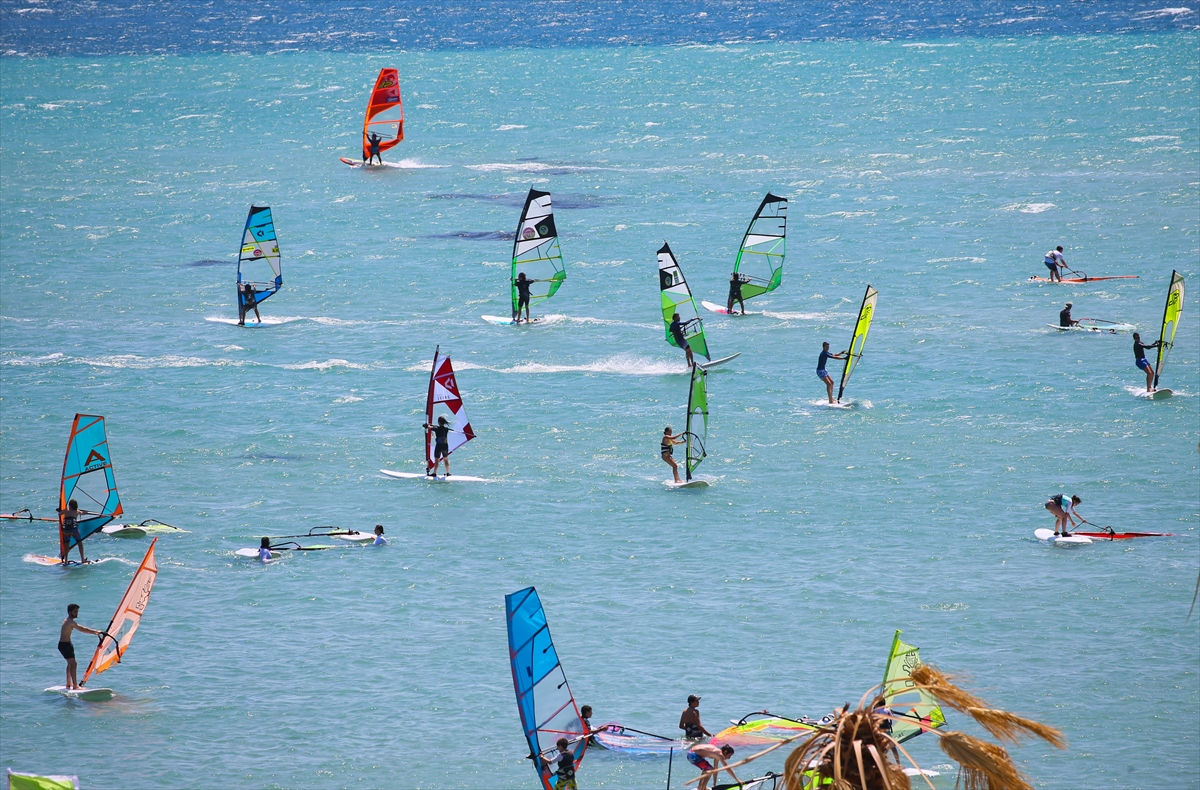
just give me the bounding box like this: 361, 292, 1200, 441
1, 32, 1197, 790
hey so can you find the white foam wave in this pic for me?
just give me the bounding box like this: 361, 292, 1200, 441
170, 114, 206, 122
1133, 7, 1193, 19
279, 359, 372, 371
1127, 135, 1180, 143
390, 158, 448, 169
403, 355, 687, 376
927, 257, 986, 264
334, 195, 356, 202
761, 310, 827, 320
464, 162, 602, 173
1001, 202, 1056, 213
496, 124, 526, 131
333, 395, 364, 403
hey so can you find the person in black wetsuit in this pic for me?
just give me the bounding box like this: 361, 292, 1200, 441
1059, 302, 1079, 328
513, 271, 546, 323
1132, 332, 1162, 394
669, 312, 696, 367
726, 272, 751, 314
238, 281, 261, 326
817, 341, 847, 404
661, 426, 686, 483
367, 132, 383, 164
423, 415, 453, 476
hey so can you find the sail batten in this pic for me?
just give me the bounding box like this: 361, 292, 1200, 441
82, 539, 158, 684
838, 285, 878, 402
425, 347, 475, 470
59, 414, 123, 557
511, 188, 566, 318
360, 68, 404, 160
881, 630, 946, 744
658, 243, 711, 360
733, 193, 788, 301
1153, 270, 1185, 388
237, 205, 282, 306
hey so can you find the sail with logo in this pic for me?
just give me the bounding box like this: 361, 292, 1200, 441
483, 188, 566, 325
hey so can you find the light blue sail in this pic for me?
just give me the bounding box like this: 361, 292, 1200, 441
59, 414, 123, 555
237, 205, 283, 308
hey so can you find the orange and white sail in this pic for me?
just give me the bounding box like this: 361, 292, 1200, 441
426, 347, 474, 470
82, 538, 158, 684
360, 68, 404, 160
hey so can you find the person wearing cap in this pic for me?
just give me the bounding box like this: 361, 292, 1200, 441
1059, 302, 1079, 328
687, 742, 739, 790
1043, 245, 1067, 281
679, 694, 711, 740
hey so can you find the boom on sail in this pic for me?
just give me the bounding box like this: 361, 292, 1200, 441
426, 347, 475, 472
511, 188, 567, 321
732, 193, 788, 303
59, 414, 123, 559
237, 205, 282, 311
82, 538, 159, 686
837, 285, 878, 403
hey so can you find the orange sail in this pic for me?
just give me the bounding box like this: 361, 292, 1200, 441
82, 538, 158, 684
360, 68, 404, 160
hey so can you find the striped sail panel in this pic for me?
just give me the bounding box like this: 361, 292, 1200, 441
511, 189, 566, 316
734, 193, 788, 301
59, 414, 123, 556
658, 242, 710, 360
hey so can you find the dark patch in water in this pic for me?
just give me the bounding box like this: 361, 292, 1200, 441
243, 453, 305, 461
187, 259, 234, 267
427, 193, 618, 209
423, 230, 515, 241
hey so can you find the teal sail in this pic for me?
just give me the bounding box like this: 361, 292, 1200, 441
59, 414, 123, 557
506, 587, 587, 790
237, 205, 282, 309
511, 189, 566, 319
733, 193, 788, 302
658, 242, 710, 360
685, 365, 708, 481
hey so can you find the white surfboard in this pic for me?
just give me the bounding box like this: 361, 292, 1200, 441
204, 316, 300, 328
481, 315, 545, 326
1152, 389, 1173, 400
1034, 528, 1093, 546
339, 157, 390, 169
700, 300, 761, 316
380, 469, 494, 483
101, 524, 147, 538
698, 352, 741, 370
1046, 323, 1132, 334
664, 479, 711, 489
45, 685, 114, 701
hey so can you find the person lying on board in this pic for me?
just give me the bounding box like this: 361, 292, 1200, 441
59, 604, 103, 690
669, 313, 696, 368
238, 281, 261, 326
817, 342, 848, 405
423, 416, 453, 477
680, 694, 712, 740
1059, 302, 1080, 327
372, 524, 387, 546
1043, 245, 1067, 282
688, 743, 739, 790
513, 271, 547, 324
367, 131, 383, 164
56, 499, 93, 563
661, 427, 686, 484
1132, 332, 1163, 393
726, 272, 751, 314
1044, 494, 1082, 537
540, 738, 578, 790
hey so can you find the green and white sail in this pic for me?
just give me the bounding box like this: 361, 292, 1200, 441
837, 285, 878, 403
658, 242, 710, 360
685, 365, 708, 481
511, 188, 566, 318
881, 630, 946, 743
1153, 270, 1185, 389
733, 193, 788, 302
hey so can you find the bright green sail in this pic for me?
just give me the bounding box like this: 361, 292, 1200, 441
837, 285, 878, 403
1153, 270, 1185, 389
511, 188, 566, 319
658, 242, 710, 360
685, 365, 708, 481
881, 630, 946, 744
733, 193, 788, 302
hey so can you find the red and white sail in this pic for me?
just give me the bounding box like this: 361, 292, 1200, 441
426, 347, 475, 469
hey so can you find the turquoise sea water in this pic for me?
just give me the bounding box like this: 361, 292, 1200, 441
1, 31, 1198, 790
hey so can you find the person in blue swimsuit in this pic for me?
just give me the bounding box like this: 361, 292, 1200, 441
1132, 332, 1162, 394
238, 281, 261, 326
817, 342, 847, 404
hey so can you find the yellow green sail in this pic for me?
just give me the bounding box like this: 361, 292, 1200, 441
733, 193, 788, 302
881, 630, 946, 743
1154, 270, 1185, 389
837, 285, 878, 403
685, 365, 708, 481
658, 242, 710, 360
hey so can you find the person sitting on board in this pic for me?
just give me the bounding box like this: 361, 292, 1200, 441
59, 603, 103, 690
687, 743, 739, 790
1043, 246, 1067, 282
372, 524, 387, 546
540, 738, 578, 790
679, 694, 712, 740
1044, 494, 1082, 537
1059, 302, 1080, 328
258, 536, 273, 562
661, 426, 686, 484
726, 272, 751, 314
238, 281, 261, 326
817, 342, 848, 404
1132, 332, 1163, 394
56, 499, 91, 564
513, 271, 546, 324
367, 131, 383, 165
669, 313, 695, 368
423, 415, 453, 477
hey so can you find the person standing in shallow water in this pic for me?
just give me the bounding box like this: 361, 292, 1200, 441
59, 604, 102, 690
679, 694, 712, 739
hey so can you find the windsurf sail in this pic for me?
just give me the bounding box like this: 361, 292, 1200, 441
685, 364, 708, 481
81, 538, 158, 684
505, 587, 587, 790
359, 67, 404, 160
59, 414, 123, 557
733, 193, 788, 302
237, 205, 282, 308
711, 713, 817, 748
591, 724, 685, 754
425, 346, 475, 471
837, 285, 878, 403
658, 242, 710, 360
1153, 270, 1185, 389
511, 188, 566, 320
880, 630, 946, 744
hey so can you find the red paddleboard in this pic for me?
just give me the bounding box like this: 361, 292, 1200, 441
1028, 275, 1139, 283
1071, 531, 1173, 540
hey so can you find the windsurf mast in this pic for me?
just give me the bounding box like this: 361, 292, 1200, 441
658, 242, 711, 360
1154, 270, 1185, 389
837, 285, 878, 403
59, 414, 123, 558
82, 538, 158, 684
511, 188, 566, 320
733, 193, 788, 302
880, 630, 946, 744
237, 205, 282, 306
505, 587, 588, 790
684, 365, 708, 482
425, 347, 475, 471
360, 68, 404, 160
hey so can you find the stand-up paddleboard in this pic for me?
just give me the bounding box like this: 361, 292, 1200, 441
44, 685, 114, 701
1028, 275, 1139, 283
1047, 321, 1135, 334
698, 352, 741, 370
380, 469, 493, 483
1034, 528, 1093, 546
664, 478, 710, 489
481, 315, 545, 326
342, 68, 404, 166
701, 301, 762, 316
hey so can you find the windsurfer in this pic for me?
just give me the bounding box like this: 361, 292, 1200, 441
669, 313, 696, 367
817, 342, 848, 404
1044, 246, 1067, 282
56, 499, 90, 564
367, 131, 383, 164
679, 694, 712, 740
513, 272, 544, 323
1132, 332, 1162, 393
661, 427, 686, 484
373, 524, 387, 546
1059, 302, 1079, 328
541, 738, 578, 790
59, 604, 102, 690
238, 281, 261, 326
424, 415, 453, 477
687, 743, 738, 790
1044, 494, 1082, 537
726, 272, 751, 314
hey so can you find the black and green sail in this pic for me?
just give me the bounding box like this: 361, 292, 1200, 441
658, 242, 710, 360
733, 193, 788, 302
511, 188, 566, 319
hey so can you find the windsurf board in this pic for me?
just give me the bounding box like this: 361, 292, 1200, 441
45, 685, 114, 701
235, 548, 274, 559
664, 479, 711, 489
481, 315, 544, 326
101, 524, 147, 538
700, 300, 761, 316
698, 352, 741, 370
380, 469, 493, 483
1034, 528, 1093, 546
333, 531, 378, 543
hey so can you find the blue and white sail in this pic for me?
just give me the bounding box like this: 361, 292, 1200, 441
237, 205, 282, 307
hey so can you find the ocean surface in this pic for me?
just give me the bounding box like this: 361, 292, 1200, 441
1, 6, 1198, 789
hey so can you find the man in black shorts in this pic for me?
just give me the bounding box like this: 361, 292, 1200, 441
513, 272, 545, 323
238, 281, 261, 326
423, 415, 453, 477
726, 272, 751, 314
367, 131, 383, 164
59, 603, 103, 690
